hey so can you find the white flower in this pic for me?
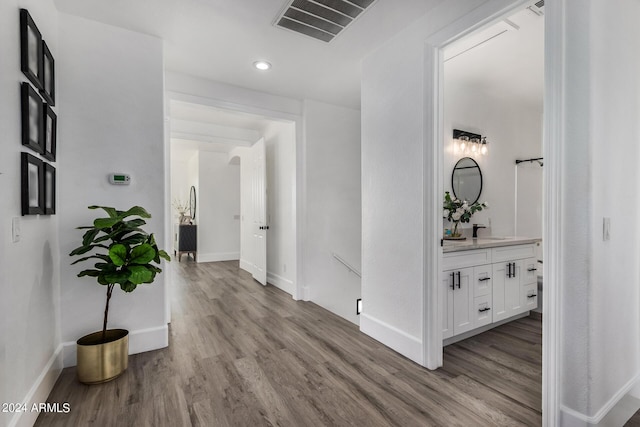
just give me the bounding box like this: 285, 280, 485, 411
462, 201, 469, 209
456, 207, 464, 215
452, 212, 462, 221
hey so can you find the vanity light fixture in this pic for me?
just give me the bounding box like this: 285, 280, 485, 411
253, 60, 272, 71
453, 129, 488, 156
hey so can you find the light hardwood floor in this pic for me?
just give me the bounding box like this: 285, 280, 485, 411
36, 260, 542, 426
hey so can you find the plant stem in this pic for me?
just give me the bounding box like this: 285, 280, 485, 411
102, 284, 115, 343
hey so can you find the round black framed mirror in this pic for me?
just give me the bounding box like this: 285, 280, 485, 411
189, 186, 196, 220
452, 157, 483, 204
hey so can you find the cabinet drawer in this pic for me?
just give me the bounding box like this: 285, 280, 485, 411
521, 258, 539, 285
474, 295, 493, 328
522, 283, 538, 311
491, 244, 536, 263
443, 249, 491, 270
473, 265, 492, 297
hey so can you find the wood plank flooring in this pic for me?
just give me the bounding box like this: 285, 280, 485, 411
36, 260, 541, 426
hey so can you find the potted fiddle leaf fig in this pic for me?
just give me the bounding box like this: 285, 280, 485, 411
69, 205, 170, 384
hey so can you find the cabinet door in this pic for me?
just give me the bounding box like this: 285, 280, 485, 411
452, 267, 474, 335
493, 261, 521, 321
442, 270, 454, 339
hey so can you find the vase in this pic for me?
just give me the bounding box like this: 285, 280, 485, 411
76, 329, 129, 384
452, 221, 461, 237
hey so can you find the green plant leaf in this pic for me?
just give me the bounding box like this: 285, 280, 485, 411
104, 270, 131, 284
121, 206, 151, 219
124, 219, 147, 228
70, 254, 111, 265
109, 244, 128, 266
120, 234, 149, 246
130, 244, 156, 264
127, 265, 153, 284
94, 262, 116, 271
158, 250, 171, 262
78, 269, 100, 277
94, 217, 120, 229
120, 282, 138, 292
82, 229, 100, 246
89, 205, 119, 218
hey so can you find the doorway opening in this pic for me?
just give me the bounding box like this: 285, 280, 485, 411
437, 0, 544, 418
168, 100, 297, 293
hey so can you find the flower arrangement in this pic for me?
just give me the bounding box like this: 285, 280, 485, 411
443, 191, 488, 237
172, 198, 189, 215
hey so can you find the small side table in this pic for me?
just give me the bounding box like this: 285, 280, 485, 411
174, 224, 197, 262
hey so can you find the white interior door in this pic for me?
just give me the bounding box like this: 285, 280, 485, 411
251, 138, 267, 285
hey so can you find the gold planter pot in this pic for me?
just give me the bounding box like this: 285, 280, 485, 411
76, 329, 129, 384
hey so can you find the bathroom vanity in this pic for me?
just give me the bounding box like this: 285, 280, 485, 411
442, 237, 541, 344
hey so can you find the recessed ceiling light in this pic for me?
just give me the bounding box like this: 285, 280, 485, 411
253, 61, 271, 71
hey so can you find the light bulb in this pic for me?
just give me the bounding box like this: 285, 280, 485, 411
481, 144, 487, 155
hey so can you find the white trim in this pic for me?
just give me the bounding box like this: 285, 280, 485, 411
9, 344, 64, 427
559, 373, 640, 426
360, 313, 423, 364
62, 325, 169, 368
543, 0, 564, 425
267, 271, 295, 296
197, 252, 240, 263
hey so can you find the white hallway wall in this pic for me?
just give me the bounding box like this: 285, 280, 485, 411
443, 81, 543, 238
197, 151, 240, 263
0, 2, 61, 427
57, 13, 167, 366
304, 99, 362, 325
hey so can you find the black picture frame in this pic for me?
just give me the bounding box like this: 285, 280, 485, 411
21, 82, 44, 154
41, 40, 55, 105
21, 152, 45, 215
20, 9, 44, 91
43, 104, 57, 161
44, 163, 56, 215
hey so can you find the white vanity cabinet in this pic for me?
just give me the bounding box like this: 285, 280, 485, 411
442, 242, 539, 341
442, 249, 492, 339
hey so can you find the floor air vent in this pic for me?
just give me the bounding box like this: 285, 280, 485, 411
275, 0, 377, 43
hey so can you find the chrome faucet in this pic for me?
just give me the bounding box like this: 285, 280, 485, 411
472, 224, 486, 238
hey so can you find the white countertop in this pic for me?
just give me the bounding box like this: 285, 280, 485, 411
443, 236, 542, 253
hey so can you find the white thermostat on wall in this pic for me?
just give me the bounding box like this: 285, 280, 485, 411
109, 173, 131, 185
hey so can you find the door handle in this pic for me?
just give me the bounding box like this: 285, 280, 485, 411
450, 272, 455, 290
456, 271, 461, 289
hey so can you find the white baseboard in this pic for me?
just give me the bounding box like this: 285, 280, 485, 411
9, 344, 64, 427
197, 252, 240, 263
267, 271, 295, 296
359, 313, 423, 365
62, 325, 169, 368
560, 373, 640, 426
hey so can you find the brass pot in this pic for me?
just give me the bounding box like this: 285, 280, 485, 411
76, 329, 129, 384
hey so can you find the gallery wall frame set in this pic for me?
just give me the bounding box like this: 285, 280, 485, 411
19, 9, 57, 216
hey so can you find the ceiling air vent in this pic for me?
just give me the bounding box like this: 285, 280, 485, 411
275, 0, 377, 43
528, 0, 544, 16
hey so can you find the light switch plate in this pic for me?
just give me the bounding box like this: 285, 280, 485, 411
12, 217, 21, 243
603, 217, 611, 241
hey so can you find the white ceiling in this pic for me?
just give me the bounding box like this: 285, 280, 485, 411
444, 6, 544, 110
54, 1, 543, 151
54, 0, 446, 110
